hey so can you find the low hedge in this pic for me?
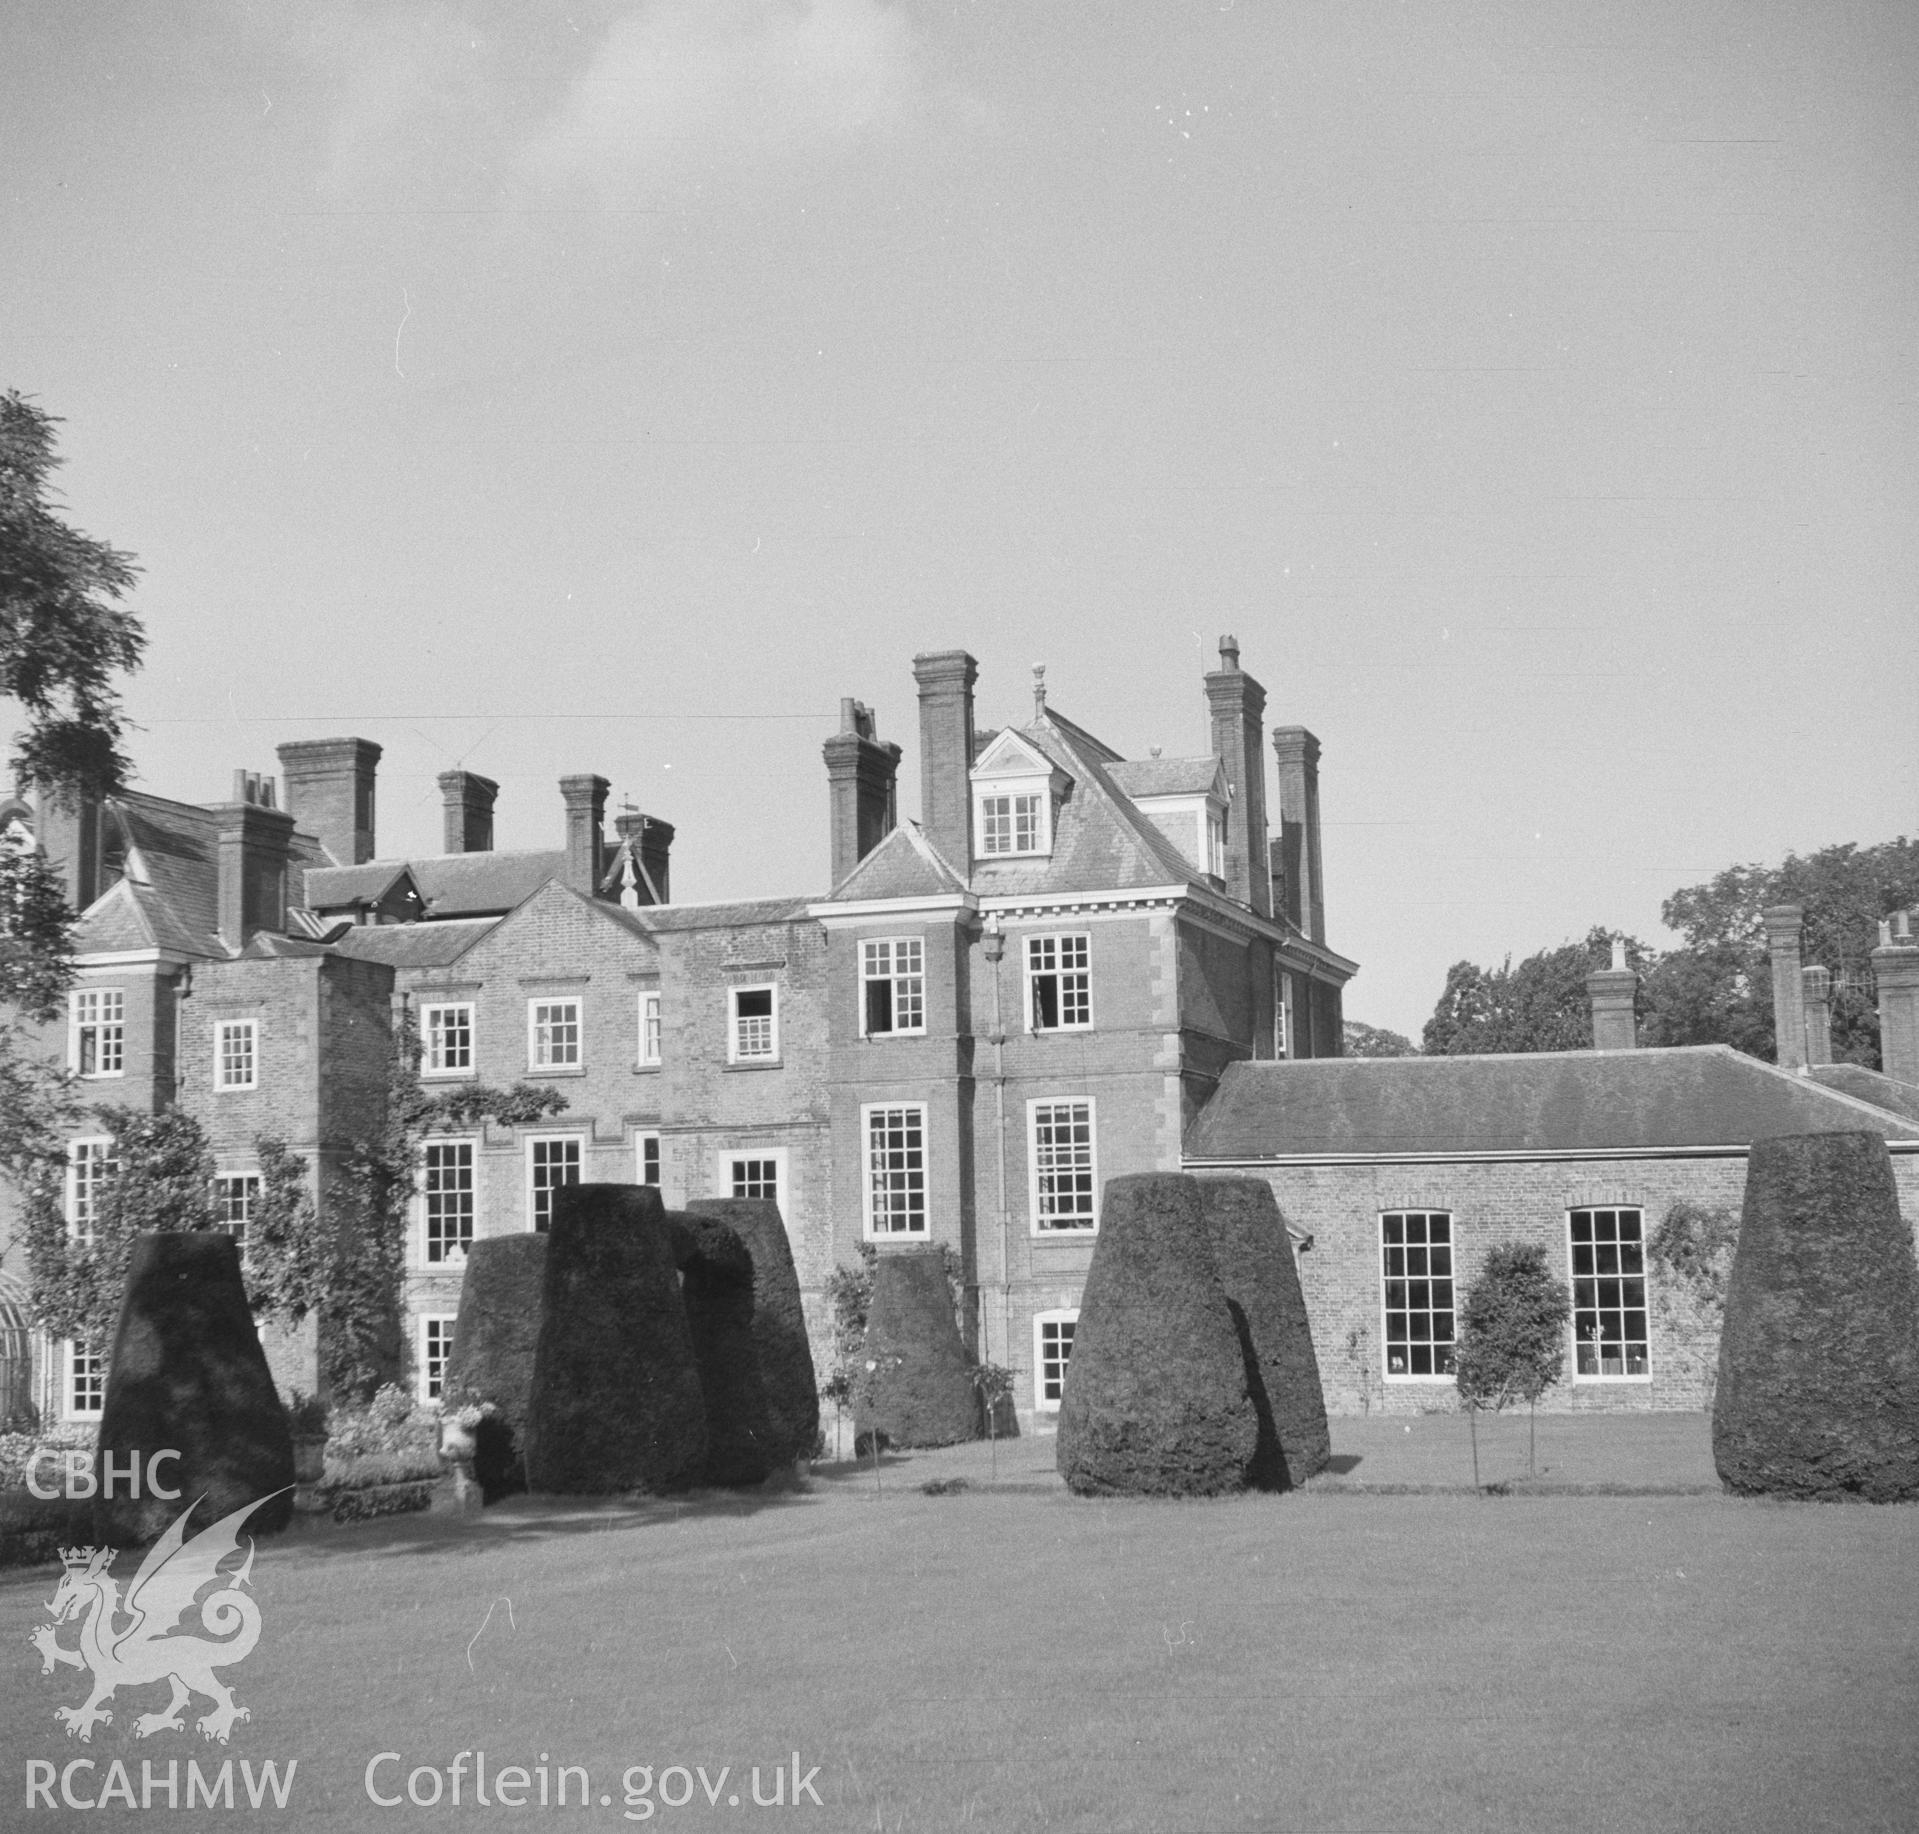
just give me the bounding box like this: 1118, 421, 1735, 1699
0, 1489, 92, 1570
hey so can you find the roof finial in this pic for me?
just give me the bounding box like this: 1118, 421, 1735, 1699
1218, 634, 1240, 672
1032, 663, 1047, 720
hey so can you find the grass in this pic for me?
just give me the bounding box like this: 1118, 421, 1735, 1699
3, 1435, 1915, 1832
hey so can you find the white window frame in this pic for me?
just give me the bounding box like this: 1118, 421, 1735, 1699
66, 1137, 117, 1245
416, 1315, 457, 1406
418, 1137, 478, 1266
70, 987, 126, 1079
635, 1131, 662, 1189
527, 996, 583, 1071
1028, 1097, 1098, 1234
977, 789, 1048, 858
1380, 1211, 1457, 1382
420, 1001, 476, 1078
1025, 933, 1092, 1033
1033, 1309, 1079, 1412
860, 937, 926, 1038
636, 989, 662, 1067
63, 1339, 106, 1420
1568, 1206, 1652, 1382
724, 1147, 788, 1210
215, 1171, 260, 1253
1206, 810, 1227, 881
525, 1134, 584, 1232
1274, 967, 1292, 1059
215, 1018, 258, 1091
861, 1102, 928, 1239
728, 984, 780, 1063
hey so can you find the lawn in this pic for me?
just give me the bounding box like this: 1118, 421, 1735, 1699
3, 1445, 1916, 1833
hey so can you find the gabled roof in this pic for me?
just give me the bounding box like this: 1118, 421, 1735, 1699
821, 821, 966, 903
968, 714, 1205, 898
70, 794, 228, 959
1186, 1045, 1919, 1161
300, 849, 568, 920
1106, 756, 1227, 801
971, 728, 1060, 780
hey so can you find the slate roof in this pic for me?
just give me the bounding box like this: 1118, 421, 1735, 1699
1105, 756, 1224, 800
1185, 1045, 1919, 1160
301, 850, 568, 919
328, 917, 502, 968
629, 896, 813, 934
69, 793, 228, 958
823, 821, 965, 902
1807, 1062, 1919, 1126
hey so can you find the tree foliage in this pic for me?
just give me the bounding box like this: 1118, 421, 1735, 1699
1423, 928, 1646, 1056
1647, 1198, 1739, 1410
1, 391, 144, 802
1342, 1019, 1416, 1058
1453, 1243, 1571, 1413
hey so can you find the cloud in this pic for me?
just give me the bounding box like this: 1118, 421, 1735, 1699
523, 0, 927, 196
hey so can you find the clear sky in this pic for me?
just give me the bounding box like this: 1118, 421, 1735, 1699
5, 2, 1914, 1038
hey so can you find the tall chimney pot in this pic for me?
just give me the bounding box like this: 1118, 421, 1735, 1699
438, 770, 499, 855
1763, 904, 1808, 1070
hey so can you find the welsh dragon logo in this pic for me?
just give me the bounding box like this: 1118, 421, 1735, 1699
30, 1491, 284, 1744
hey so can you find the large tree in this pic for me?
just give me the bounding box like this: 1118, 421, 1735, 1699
1422, 928, 1648, 1056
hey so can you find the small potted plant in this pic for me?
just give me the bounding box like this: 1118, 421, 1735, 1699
285, 1391, 330, 1487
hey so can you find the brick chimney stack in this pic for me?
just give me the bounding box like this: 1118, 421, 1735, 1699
1203, 637, 1272, 917
913, 651, 977, 877
560, 775, 609, 897
1873, 912, 1919, 1087
1271, 726, 1325, 943
1763, 904, 1808, 1070
438, 770, 498, 854
277, 738, 381, 866
1801, 965, 1834, 1066
823, 698, 902, 885
215, 775, 295, 950
1586, 938, 1638, 1051
36, 786, 102, 914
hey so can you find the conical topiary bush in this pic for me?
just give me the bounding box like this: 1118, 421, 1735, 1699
668, 1211, 773, 1488
852, 1246, 979, 1450
687, 1196, 819, 1468
95, 1232, 294, 1545
1714, 1130, 1919, 1501
443, 1233, 548, 1502
1057, 1173, 1259, 1497
1198, 1179, 1331, 1488
524, 1184, 707, 1495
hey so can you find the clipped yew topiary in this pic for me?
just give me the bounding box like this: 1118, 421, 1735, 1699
1057, 1174, 1259, 1498
95, 1232, 294, 1545
524, 1184, 707, 1495
687, 1196, 819, 1468
1714, 1130, 1919, 1502
1198, 1179, 1331, 1488
443, 1233, 548, 1501
668, 1211, 773, 1488
852, 1246, 979, 1451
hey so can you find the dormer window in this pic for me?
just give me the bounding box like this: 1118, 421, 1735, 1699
969, 730, 1071, 864
980, 792, 1044, 857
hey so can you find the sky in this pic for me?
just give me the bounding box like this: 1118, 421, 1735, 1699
4, 1, 1915, 1038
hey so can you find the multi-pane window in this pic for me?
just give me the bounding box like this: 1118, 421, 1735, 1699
1381, 1212, 1456, 1378
1027, 934, 1091, 1031
637, 991, 662, 1067
215, 1019, 258, 1090
417, 1316, 456, 1405
1030, 1099, 1097, 1231
980, 791, 1044, 856
636, 1133, 661, 1187
864, 1104, 927, 1236
421, 1003, 474, 1076
71, 989, 125, 1077
729, 1156, 781, 1205
66, 1341, 105, 1418
422, 1141, 476, 1264
1034, 1311, 1078, 1410
1274, 969, 1292, 1059
527, 1136, 582, 1231
216, 1173, 259, 1251
861, 938, 925, 1036
1569, 1208, 1651, 1378
529, 999, 582, 1070
730, 986, 778, 1061
67, 1139, 117, 1245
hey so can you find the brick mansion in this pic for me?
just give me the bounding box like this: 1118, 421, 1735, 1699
6, 638, 1917, 1432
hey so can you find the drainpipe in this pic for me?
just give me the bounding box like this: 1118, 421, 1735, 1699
983, 913, 1011, 1379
